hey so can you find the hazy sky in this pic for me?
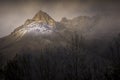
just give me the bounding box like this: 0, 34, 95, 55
0, 0, 120, 37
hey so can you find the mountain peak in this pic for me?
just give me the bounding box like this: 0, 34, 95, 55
32, 10, 56, 26
11, 10, 57, 39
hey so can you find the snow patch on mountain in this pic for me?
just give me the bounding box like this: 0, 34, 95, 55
12, 22, 54, 40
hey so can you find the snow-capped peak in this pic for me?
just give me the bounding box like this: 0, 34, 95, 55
11, 10, 56, 39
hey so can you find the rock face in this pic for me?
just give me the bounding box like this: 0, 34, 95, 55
32, 10, 56, 27
23, 10, 56, 27
22, 10, 55, 26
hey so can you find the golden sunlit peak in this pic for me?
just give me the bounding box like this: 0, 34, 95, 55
32, 10, 56, 27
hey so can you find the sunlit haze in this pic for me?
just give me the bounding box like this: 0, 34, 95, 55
0, 0, 120, 37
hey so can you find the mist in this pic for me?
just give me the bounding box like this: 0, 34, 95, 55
0, 0, 120, 38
